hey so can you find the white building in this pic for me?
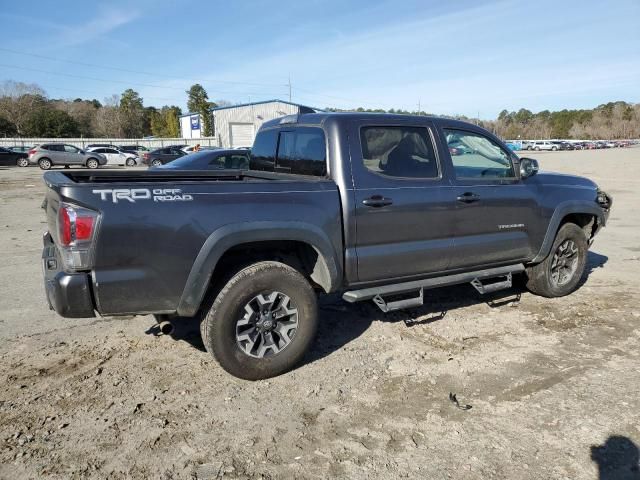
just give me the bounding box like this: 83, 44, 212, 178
179, 99, 318, 148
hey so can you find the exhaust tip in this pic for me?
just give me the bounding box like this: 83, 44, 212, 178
159, 321, 174, 335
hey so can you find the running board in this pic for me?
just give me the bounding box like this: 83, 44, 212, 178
343, 264, 524, 305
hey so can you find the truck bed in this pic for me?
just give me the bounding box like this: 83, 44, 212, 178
42, 169, 343, 316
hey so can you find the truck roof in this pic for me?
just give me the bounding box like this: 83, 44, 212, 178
260, 112, 479, 130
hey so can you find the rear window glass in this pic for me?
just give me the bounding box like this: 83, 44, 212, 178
250, 127, 326, 176
250, 129, 278, 171
276, 127, 326, 176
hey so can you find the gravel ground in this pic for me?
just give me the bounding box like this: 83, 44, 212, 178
0, 148, 639, 479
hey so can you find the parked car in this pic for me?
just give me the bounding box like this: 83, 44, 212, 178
142, 146, 187, 166
505, 142, 522, 151
0, 146, 29, 167
532, 141, 558, 151
41, 112, 611, 380
157, 149, 250, 170
9, 145, 33, 154
87, 147, 138, 166
521, 141, 535, 150
119, 145, 150, 154
28, 143, 107, 170
551, 141, 573, 151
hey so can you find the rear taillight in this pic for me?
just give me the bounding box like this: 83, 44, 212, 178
143, 153, 150, 160
28, 149, 36, 156
57, 204, 99, 270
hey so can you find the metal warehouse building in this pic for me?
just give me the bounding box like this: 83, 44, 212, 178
179, 99, 318, 148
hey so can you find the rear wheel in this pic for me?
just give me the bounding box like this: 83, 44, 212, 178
125, 158, 136, 167
17, 158, 29, 167
151, 159, 162, 167
201, 261, 318, 380
526, 223, 588, 297
86, 158, 99, 169
38, 158, 51, 170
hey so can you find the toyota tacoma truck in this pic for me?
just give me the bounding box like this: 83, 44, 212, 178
41, 113, 611, 380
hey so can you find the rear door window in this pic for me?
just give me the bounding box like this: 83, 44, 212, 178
360, 126, 439, 178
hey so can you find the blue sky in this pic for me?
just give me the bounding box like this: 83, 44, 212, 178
1, 0, 638, 118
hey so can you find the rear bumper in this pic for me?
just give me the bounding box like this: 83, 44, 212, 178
42, 232, 96, 318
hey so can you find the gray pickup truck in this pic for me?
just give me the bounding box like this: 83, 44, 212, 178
42, 113, 611, 379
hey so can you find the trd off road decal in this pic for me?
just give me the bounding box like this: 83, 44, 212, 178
92, 188, 194, 203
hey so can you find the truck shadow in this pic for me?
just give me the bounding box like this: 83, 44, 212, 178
591, 435, 640, 479
151, 251, 608, 366
305, 250, 608, 365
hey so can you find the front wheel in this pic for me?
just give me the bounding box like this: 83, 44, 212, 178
125, 158, 136, 167
86, 158, 99, 169
201, 261, 318, 380
525, 223, 588, 297
17, 158, 29, 167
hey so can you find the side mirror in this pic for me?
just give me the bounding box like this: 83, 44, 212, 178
519, 157, 539, 179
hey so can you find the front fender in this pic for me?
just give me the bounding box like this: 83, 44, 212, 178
176, 221, 342, 317
531, 200, 605, 263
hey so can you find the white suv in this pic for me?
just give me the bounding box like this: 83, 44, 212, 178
532, 141, 558, 151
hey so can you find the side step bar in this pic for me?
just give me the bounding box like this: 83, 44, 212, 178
343, 264, 524, 311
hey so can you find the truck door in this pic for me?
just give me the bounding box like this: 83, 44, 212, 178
440, 125, 540, 269
348, 119, 456, 283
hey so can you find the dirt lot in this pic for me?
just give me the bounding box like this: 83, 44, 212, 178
1, 148, 639, 479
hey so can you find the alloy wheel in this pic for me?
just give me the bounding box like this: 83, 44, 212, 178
235, 291, 299, 358
550, 240, 579, 286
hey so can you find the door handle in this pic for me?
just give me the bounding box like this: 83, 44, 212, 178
456, 192, 480, 203
363, 195, 393, 207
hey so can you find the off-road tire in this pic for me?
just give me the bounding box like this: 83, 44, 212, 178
525, 223, 588, 298
201, 261, 318, 380
38, 158, 52, 170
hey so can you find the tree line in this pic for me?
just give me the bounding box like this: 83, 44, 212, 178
328, 101, 640, 140
1, 78, 638, 139
0, 80, 221, 138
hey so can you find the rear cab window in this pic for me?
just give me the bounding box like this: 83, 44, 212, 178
250, 127, 326, 176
